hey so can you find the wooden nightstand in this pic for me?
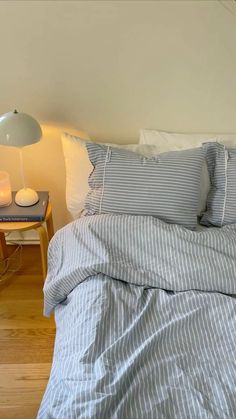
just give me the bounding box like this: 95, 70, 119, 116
0, 202, 54, 279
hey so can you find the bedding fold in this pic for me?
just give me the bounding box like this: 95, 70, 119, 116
44, 214, 236, 316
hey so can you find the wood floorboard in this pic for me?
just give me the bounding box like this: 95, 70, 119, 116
0, 329, 55, 364
0, 364, 52, 419
0, 245, 55, 419
0, 300, 55, 330
0, 277, 44, 301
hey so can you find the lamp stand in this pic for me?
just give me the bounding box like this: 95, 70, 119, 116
15, 148, 39, 207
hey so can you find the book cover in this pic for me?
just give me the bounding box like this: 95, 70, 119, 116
0, 191, 49, 221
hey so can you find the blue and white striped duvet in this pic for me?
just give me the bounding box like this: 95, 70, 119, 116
38, 214, 236, 419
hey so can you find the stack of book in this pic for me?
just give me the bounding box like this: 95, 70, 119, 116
0, 191, 49, 221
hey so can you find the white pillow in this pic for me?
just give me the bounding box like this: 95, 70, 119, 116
140, 129, 236, 149
139, 130, 236, 215
140, 130, 211, 150
61, 132, 160, 219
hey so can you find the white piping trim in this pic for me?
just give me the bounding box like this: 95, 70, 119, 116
221, 149, 228, 227
99, 146, 111, 214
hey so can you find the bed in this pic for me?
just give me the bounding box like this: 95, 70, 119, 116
37, 130, 236, 419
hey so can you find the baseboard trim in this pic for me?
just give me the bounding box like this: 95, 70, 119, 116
5, 230, 40, 245
6, 240, 40, 245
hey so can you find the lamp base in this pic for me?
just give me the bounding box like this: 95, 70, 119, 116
15, 188, 39, 207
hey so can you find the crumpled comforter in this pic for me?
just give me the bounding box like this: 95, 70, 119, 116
38, 214, 236, 419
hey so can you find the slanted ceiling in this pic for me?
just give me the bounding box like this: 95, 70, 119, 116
0, 0, 236, 142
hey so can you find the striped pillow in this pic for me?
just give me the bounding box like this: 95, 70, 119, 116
201, 142, 236, 227
84, 143, 205, 229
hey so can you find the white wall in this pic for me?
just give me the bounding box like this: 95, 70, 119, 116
0, 0, 236, 232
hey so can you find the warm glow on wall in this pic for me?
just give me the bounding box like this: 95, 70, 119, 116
0, 122, 89, 234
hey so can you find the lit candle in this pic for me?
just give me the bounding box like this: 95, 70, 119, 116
0, 171, 12, 207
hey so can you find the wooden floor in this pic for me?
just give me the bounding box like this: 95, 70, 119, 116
0, 245, 55, 419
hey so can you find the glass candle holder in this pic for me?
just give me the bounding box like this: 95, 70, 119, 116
0, 171, 12, 207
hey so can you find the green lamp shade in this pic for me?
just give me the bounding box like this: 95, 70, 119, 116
0, 110, 42, 147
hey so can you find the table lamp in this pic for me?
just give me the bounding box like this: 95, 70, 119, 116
0, 110, 42, 206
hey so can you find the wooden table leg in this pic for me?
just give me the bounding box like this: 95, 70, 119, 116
46, 212, 54, 241
36, 225, 48, 280
0, 232, 8, 260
